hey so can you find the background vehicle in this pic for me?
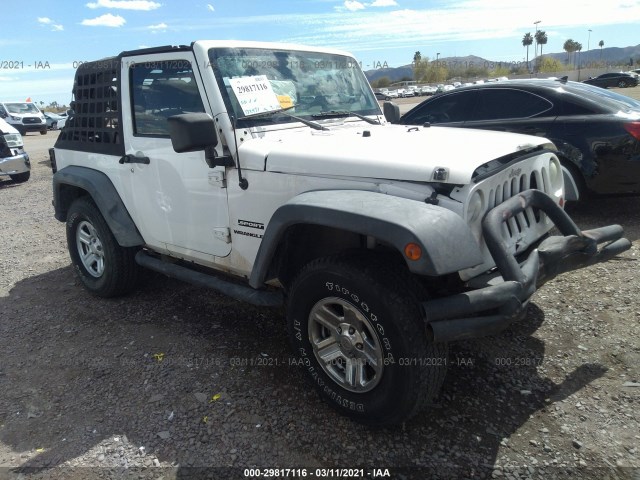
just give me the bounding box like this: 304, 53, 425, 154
0, 101, 47, 135
583, 72, 638, 88
374, 91, 390, 100
394, 79, 640, 200
44, 112, 67, 130
50, 42, 629, 426
420, 85, 437, 96
0, 118, 30, 183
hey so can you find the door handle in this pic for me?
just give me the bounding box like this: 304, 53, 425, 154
119, 153, 150, 165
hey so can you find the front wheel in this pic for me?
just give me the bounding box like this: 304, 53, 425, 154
618, 80, 628, 88
66, 197, 140, 297
287, 254, 448, 426
40, 129, 47, 135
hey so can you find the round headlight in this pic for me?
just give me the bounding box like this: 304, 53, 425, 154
467, 190, 484, 223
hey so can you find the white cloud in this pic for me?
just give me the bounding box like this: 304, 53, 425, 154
207, 3, 215, 12
81, 13, 127, 27
369, 0, 397, 6
38, 17, 64, 31
343, 1, 365, 11
148, 22, 167, 32
86, 0, 161, 11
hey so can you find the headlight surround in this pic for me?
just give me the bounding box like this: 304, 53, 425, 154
548, 157, 564, 194
467, 190, 485, 223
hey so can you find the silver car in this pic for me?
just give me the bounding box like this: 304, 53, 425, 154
0, 118, 30, 183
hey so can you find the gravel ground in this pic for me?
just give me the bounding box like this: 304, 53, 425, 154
1, 99, 639, 480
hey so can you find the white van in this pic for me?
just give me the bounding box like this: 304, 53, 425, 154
0, 101, 47, 135
0, 118, 30, 182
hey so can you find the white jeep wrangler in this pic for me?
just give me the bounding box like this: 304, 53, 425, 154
50, 41, 630, 425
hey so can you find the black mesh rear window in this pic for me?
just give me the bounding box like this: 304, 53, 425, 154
54, 58, 124, 156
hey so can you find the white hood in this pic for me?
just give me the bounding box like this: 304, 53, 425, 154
239, 124, 550, 184
0, 118, 19, 135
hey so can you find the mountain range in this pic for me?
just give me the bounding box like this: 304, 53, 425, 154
364, 44, 640, 83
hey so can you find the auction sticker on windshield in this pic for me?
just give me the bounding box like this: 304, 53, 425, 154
228, 75, 282, 116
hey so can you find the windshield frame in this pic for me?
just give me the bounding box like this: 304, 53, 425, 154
208, 47, 381, 129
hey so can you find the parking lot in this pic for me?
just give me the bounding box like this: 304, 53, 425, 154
0, 94, 639, 479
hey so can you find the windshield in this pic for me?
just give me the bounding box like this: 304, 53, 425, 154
5, 103, 40, 114
209, 47, 380, 128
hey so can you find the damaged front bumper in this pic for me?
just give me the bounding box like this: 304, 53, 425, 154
423, 189, 631, 343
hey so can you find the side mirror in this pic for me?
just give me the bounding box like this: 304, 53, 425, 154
383, 101, 400, 123
168, 113, 218, 153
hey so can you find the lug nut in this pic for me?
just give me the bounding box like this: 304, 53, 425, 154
348, 327, 355, 334
356, 343, 363, 350
337, 327, 342, 334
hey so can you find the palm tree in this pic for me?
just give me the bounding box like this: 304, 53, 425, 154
535, 30, 548, 66
575, 42, 583, 69
599, 40, 604, 60
563, 39, 573, 64
522, 33, 533, 70
413, 51, 422, 64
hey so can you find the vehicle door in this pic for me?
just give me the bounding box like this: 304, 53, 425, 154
464, 88, 557, 137
120, 52, 231, 262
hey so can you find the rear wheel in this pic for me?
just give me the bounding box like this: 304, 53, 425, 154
287, 253, 448, 426
40, 129, 47, 135
66, 197, 140, 297
9, 171, 30, 183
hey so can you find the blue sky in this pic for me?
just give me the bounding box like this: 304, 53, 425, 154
2, 0, 640, 104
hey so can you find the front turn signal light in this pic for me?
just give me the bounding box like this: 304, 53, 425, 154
404, 243, 422, 261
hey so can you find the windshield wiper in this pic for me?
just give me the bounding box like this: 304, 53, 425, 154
239, 107, 327, 131
311, 110, 381, 125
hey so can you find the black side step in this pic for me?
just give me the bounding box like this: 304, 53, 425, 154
135, 251, 283, 307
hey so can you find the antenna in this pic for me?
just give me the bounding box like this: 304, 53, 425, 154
231, 116, 249, 190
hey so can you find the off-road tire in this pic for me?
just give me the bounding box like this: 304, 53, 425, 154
287, 253, 448, 426
9, 171, 30, 183
66, 197, 140, 298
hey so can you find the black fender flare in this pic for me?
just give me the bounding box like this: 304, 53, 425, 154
53, 166, 144, 247
249, 190, 484, 288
